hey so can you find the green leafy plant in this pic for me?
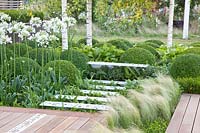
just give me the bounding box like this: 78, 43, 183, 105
183, 47, 200, 55
76, 38, 99, 47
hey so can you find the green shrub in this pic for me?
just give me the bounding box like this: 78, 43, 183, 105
27, 48, 59, 66
135, 44, 160, 59
190, 42, 200, 47
170, 54, 200, 78
44, 60, 82, 85
177, 77, 200, 93
7, 43, 32, 57
3, 57, 41, 78
107, 39, 132, 50
183, 48, 200, 55
0, 10, 44, 22
144, 42, 160, 48
0, 46, 14, 65
145, 40, 165, 46
76, 38, 99, 47
61, 49, 89, 71
120, 48, 156, 65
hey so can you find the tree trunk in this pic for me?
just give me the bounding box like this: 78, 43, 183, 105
167, 0, 175, 48
62, 0, 68, 51
86, 0, 92, 47
183, 0, 191, 39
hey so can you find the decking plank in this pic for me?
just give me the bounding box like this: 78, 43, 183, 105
66, 117, 90, 130
166, 94, 191, 133
0, 113, 23, 128
36, 116, 66, 133
0, 113, 34, 132
179, 95, 200, 133
192, 97, 200, 133
49, 117, 78, 133
21, 115, 55, 133
0, 112, 11, 120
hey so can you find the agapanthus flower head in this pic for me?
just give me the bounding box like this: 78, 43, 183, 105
18, 27, 31, 41
63, 15, 77, 27
34, 30, 50, 47
0, 13, 11, 22
78, 12, 86, 20
30, 17, 42, 28
0, 34, 12, 45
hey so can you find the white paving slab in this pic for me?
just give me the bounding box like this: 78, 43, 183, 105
91, 85, 126, 90
80, 90, 119, 96
40, 101, 111, 111
54, 95, 110, 102
90, 80, 127, 86
88, 61, 149, 69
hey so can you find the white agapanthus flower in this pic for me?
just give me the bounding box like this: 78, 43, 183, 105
0, 22, 9, 32
30, 17, 42, 28
0, 13, 11, 22
34, 30, 50, 47
0, 34, 12, 45
8, 21, 25, 33
63, 15, 77, 27
49, 35, 59, 42
78, 12, 86, 20
18, 27, 31, 41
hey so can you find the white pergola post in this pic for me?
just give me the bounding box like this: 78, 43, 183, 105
62, 0, 68, 50
167, 0, 175, 48
183, 0, 191, 39
86, 0, 92, 47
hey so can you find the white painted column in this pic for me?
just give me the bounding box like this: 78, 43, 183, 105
167, 0, 175, 48
86, 0, 92, 47
183, 0, 191, 39
62, 0, 68, 50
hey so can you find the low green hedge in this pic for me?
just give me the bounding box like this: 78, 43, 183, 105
120, 47, 156, 65
0, 10, 44, 22
170, 54, 200, 78
145, 40, 165, 46
61, 49, 89, 71
76, 38, 99, 47
136, 44, 160, 59
107, 39, 133, 50
44, 60, 82, 85
190, 42, 200, 47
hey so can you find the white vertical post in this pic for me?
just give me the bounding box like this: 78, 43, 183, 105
167, 0, 175, 48
86, 0, 92, 47
183, 0, 191, 39
62, 0, 68, 50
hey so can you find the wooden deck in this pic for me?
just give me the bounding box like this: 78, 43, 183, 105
166, 94, 200, 133
0, 107, 105, 133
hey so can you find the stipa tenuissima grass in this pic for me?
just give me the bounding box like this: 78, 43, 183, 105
108, 95, 142, 129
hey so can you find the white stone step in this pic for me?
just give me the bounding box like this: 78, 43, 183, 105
54, 95, 110, 102
90, 85, 126, 91
40, 101, 111, 111
80, 90, 119, 96
88, 61, 149, 69
90, 80, 127, 86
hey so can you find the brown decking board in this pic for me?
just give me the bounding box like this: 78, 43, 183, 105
166, 94, 200, 133
0, 107, 104, 132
